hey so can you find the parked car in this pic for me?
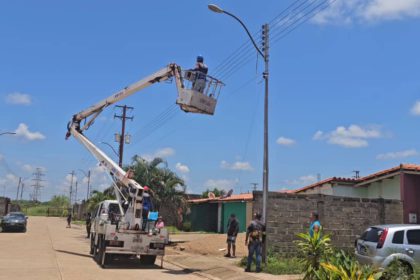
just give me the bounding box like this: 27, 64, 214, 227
355, 224, 420, 273
0, 212, 27, 232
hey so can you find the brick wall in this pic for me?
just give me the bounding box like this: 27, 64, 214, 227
253, 191, 403, 256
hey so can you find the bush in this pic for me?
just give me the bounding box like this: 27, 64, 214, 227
296, 231, 381, 280
182, 221, 191, 232
381, 259, 420, 280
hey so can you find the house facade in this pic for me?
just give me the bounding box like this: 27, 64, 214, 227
294, 164, 420, 224
187, 193, 253, 233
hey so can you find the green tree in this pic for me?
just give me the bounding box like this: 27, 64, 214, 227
201, 187, 226, 198
49, 195, 70, 208
86, 190, 115, 213
128, 156, 187, 225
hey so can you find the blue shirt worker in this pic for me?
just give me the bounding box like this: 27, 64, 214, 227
141, 186, 154, 231
309, 211, 321, 237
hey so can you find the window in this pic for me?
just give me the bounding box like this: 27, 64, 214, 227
361, 227, 383, 242
392, 230, 404, 244
407, 230, 420, 245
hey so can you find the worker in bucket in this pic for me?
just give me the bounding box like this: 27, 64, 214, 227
192, 55, 208, 93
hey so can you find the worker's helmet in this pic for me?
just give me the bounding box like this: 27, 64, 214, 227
143, 186, 150, 191
197, 55, 204, 63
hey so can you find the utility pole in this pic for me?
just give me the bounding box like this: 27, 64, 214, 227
251, 182, 258, 191
75, 181, 78, 204
114, 105, 133, 167
261, 23, 270, 264
20, 183, 24, 200
16, 177, 22, 201
69, 171, 75, 205
86, 170, 91, 200
31, 168, 45, 202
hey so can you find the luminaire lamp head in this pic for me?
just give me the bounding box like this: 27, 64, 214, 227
208, 4, 224, 13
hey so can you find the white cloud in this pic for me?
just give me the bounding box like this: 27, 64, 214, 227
312, 0, 420, 25
276, 136, 296, 146
5, 92, 32, 105
14, 123, 46, 141
362, 0, 420, 20
376, 149, 419, 160
175, 162, 190, 174
313, 124, 382, 148
220, 160, 254, 171
0, 173, 20, 186
411, 101, 420, 116
203, 178, 239, 191
142, 147, 175, 161
313, 130, 324, 140
22, 164, 35, 173
285, 174, 318, 187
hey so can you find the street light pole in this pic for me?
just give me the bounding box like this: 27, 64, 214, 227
208, 4, 270, 263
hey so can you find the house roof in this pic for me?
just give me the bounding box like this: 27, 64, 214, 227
292, 177, 357, 193
188, 193, 253, 204
293, 163, 420, 193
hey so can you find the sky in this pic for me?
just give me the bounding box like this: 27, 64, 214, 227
1, 0, 420, 201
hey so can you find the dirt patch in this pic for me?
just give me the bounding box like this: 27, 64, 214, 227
170, 233, 248, 258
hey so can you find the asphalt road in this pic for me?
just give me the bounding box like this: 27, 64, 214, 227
0, 216, 203, 280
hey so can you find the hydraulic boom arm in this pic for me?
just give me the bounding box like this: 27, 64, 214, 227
65, 63, 224, 230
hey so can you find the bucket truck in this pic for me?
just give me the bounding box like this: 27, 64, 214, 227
65, 63, 224, 267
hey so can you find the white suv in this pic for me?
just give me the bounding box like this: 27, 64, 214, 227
355, 224, 420, 273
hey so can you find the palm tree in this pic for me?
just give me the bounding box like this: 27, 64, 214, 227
86, 190, 115, 213
129, 155, 187, 226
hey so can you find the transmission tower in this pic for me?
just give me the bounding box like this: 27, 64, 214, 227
31, 168, 45, 202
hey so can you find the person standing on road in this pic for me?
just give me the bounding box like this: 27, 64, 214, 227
66, 213, 72, 228
85, 213, 92, 238
309, 211, 321, 237
245, 213, 265, 273
225, 213, 239, 258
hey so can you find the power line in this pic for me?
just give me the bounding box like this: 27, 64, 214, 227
213, 0, 335, 83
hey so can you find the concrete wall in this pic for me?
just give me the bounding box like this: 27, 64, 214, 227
253, 191, 403, 256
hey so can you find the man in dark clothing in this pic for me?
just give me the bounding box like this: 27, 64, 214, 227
225, 213, 239, 258
245, 213, 265, 273
66, 213, 72, 228
85, 213, 92, 238
192, 55, 208, 93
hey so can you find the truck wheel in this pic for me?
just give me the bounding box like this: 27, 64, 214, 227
99, 238, 111, 268
94, 235, 102, 263
89, 234, 95, 255
140, 255, 156, 265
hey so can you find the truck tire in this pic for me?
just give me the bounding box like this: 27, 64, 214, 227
89, 234, 95, 255
98, 237, 111, 268
94, 235, 102, 263
140, 255, 156, 265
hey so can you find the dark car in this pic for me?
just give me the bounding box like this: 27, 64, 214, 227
0, 212, 27, 232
